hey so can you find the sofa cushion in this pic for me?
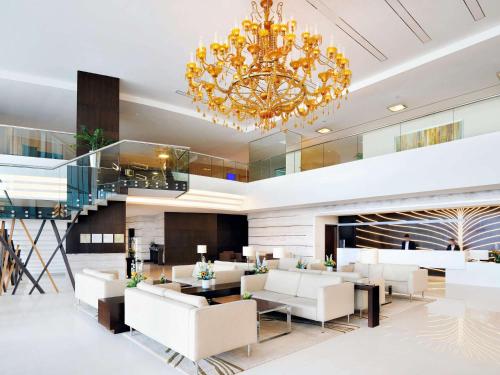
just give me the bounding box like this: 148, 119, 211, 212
264, 270, 302, 296
277, 258, 297, 270
174, 277, 196, 286
252, 290, 293, 302
368, 264, 384, 280
328, 271, 363, 282
288, 268, 322, 274
214, 261, 252, 271
383, 264, 419, 282
296, 274, 342, 299
136, 282, 165, 296
82, 268, 117, 281
213, 263, 236, 272
353, 263, 369, 278
281, 297, 317, 320
164, 289, 209, 308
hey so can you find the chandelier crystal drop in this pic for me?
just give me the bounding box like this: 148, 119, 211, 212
185, 0, 351, 132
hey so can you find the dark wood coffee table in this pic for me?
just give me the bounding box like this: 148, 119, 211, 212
182, 282, 241, 300
150, 279, 191, 288
98, 296, 129, 334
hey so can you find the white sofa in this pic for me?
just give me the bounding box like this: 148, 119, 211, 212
125, 282, 257, 369
75, 268, 128, 309
172, 260, 247, 286
241, 269, 354, 330
287, 268, 385, 315
341, 262, 428, 300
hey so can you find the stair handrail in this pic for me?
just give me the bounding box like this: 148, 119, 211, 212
0, 139, 190, 170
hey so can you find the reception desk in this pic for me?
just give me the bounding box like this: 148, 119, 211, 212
337, 248, 499, 289
337, 248, 467, 270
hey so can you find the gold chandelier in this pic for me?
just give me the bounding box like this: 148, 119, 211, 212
185, 0, 351, 132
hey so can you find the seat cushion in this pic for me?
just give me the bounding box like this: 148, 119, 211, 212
281, 297, 317, 320
174, 277, 196, 286
383, 264, 419, 282
296, 274, 341, 299
252, 290, 293, 303
368, 264, 384, 280
264, 270, 301, 296
164, 290, 208, 308
136, 282, 166, 296
353, 263, 369, 278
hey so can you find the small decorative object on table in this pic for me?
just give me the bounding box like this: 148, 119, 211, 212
490, 250, 500, 263
324, 254, 336, 272
296, 258, 307, 270
197, 261, 215, 289
127, 271, 147, 288
159, 273, 167, 284
254, 257, 269, 274
242, 292, 253, 300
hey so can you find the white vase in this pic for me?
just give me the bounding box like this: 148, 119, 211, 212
201, 279, 211, 289
326, 266, 333, 272
89, 152, 101, 169
211, 278, 216, 285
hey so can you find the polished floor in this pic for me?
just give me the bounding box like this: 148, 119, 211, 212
1, 274, 499, 375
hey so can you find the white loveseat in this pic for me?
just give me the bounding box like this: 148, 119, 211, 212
75, 268, 128, 309
241, 269, 354, 330
341, 262, 428, 299
172, 260, 247, 286
125, 282, 257, 369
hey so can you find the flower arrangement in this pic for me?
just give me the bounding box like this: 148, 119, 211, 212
242, 292, 253, 300
159, 273, 167, 284
324, 254, 336, 270
490, 250, 500, 263
296, 258, 307, 270
254, 257, 269, 274
127, 271, 147, 288
197, 261, 215, 281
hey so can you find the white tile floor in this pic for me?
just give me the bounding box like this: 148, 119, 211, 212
1, 275, 499, 375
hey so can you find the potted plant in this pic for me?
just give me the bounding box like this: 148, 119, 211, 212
242, 292, 253, 300
324, 254, 336, 272
197, 261, 215, 289
74, 126, 114, 168
296, 258, 307, 270
127, 271, 147, 288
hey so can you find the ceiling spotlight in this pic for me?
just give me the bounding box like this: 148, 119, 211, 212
158, 153, 170, 159
316, 127, 332, 134
388, 104, 407, 112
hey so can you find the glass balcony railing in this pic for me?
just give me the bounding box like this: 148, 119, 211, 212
189, 152, 248, 182
0, 140, 189, 219
0, 124, 75, 160
249, 94, 500, 181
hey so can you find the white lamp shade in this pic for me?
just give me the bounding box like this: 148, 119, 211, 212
242, 246, 255, 257
273, 247, 285, 259
197, 245, 207, 254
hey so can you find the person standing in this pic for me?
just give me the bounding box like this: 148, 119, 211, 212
401, 234, 417, 250
446, 238, 461, 251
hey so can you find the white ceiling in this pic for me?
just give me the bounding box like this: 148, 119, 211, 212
1, 0, 500, 161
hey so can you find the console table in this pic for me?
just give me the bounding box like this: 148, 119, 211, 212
354, 283, 380, 328
98, 296, 129, 334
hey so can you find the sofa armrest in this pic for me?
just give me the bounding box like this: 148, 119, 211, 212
340, 264, 354, 272
241, 273, 268, 294
409, 269, 428, 294
103, 279, 128, 298
317, 282, 354, 322
215, 269, 244, 284
190, 300, 257, 361
172, 264, 195, 280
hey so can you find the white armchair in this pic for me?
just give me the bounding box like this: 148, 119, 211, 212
75, 268, 127, 309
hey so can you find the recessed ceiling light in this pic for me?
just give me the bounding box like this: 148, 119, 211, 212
388, 104, 407, 112
316, 127, 332, 134
158, 153, 170, 159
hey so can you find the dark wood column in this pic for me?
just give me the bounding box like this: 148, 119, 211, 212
76, 71, 120, 155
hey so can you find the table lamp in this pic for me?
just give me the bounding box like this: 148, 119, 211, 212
197, 244, 207, 261
242, 246, 255, 270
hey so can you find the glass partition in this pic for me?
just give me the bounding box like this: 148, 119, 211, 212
251, 95, 500, 179
189, 152, 248, 182
0, 125, 75, 160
